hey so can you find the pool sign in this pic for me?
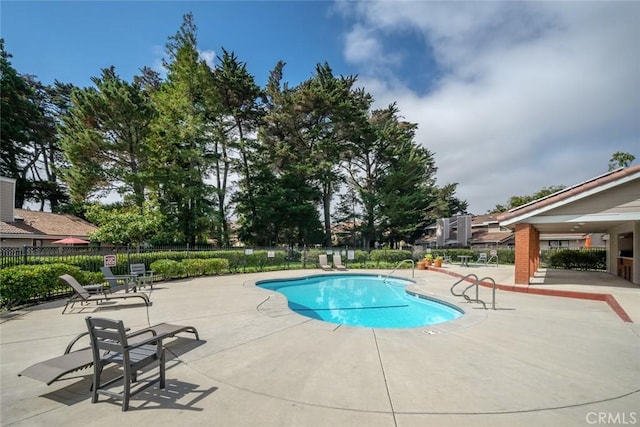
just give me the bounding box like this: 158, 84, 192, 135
103, 254, 117, 267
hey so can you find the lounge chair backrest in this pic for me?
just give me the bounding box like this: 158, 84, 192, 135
60, 274, 90, 301
100, 266, 129, 289
130, 264, 147, 276
100, 266, 117, 286
319, 254, 329, 265
86, 317, 130, 354
332, 254, 347, 270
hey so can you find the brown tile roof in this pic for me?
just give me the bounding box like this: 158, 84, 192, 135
471, 213, 503, 226
1, 209, 98, 239
0, 220, 42, 235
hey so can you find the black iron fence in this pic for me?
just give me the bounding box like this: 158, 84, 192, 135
0, 245, 514, 272
1, 244, 605, 273
0, 245, 296, 273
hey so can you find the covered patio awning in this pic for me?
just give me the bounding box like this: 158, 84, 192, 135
498, 165, 640, 284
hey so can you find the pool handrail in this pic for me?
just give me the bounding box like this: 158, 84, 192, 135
476, 276, 497, 310
450, 274, 479, 297
451, 274, 496, 310
384, 259, 415, 281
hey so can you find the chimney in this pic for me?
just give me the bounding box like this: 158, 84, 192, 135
457, 214, 472, 247
0, 177, 16, 222
436, 218, 450, 246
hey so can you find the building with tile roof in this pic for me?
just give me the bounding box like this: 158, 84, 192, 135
0, 177, 98, 247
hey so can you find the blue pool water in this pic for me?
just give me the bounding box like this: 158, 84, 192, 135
257, 274, 462, 328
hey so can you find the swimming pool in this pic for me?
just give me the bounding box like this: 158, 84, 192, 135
257, 274, 463, 328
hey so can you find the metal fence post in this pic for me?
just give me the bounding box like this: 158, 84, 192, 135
127, 243, 131, 269
302, 245, 307, 269
22, 245, 27, 265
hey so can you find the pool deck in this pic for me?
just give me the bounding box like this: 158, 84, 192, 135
1, 265, 639, 426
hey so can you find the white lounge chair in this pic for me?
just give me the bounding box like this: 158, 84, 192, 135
318, 254, 332, 271
333, 254, 347, 271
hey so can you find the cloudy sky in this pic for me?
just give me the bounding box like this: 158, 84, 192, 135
3, 1, 639, 214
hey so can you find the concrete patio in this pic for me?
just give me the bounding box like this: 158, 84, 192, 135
1, 264, 638, 426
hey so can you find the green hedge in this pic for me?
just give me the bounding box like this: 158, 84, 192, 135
150, 258, 231, 280
369, 249, 414, 263
545, 249, 606, 270
0, 263, 103, 308
150, 260, 186, 280
141, 250, 286, 273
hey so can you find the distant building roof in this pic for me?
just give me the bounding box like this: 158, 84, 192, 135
471, 213, 502, 226
1, 209, 98, 240
0, 219, 41, 235
469, 230, 513, 245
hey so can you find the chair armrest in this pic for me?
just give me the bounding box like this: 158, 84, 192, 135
125, 333, 165, 350
64, 332, 90, 354
109, 274, 137, 280
127, 329, 157, 339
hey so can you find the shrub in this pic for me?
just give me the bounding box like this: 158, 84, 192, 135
202, 258, 229, 275
0, 263, 96, 308
182, 259, 207, 277
546, 249, 605, 270
369, 249, 414, 265
150, 259, 186, 280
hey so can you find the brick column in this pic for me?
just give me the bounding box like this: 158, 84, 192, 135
531, 226, 540, 276
514, 223, 539, 285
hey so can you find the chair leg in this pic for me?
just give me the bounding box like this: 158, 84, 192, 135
122, 368, 131, 411
159, 350, 166, 389
91, 364, 101, 403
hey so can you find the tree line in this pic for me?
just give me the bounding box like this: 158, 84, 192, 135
1, 13, 469, 249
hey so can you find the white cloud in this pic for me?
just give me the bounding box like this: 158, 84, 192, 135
341, 1, 640, 213
151, 47, 217, 77
151, 45, 167, 79
199, 49, 216, 69
344, 25, 383, 64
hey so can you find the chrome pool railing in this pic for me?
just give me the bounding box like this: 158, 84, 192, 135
451, 274, 496, 310
384, 259, 415, 281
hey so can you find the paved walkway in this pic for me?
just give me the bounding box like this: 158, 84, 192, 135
1, 266, 638, 426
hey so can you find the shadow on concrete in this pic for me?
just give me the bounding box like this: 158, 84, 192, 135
41, 375, 218, 411
531, 269, 637, 289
